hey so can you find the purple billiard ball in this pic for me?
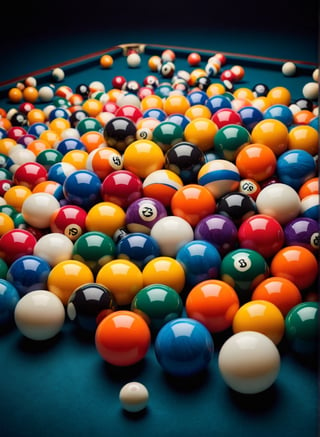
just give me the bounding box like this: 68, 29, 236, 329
194, 214, 238, 256
284, 217, 319, 254
125, 197, 167, 234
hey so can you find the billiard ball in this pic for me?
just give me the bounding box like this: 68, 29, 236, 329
218, 331, 281, 394
197, 159, 240, 199
0, 229, 37, 264
252, 83, 269, 97
165, 141, 205, 184
285, 302, 319, 355
72, 230, 116, 270
159, 61, 175, 78
125, 197, 167, 234
282, 61, 296, 76
100, 54, 113, 68
239, 178, 261, 200
122, 80, 140, 94
115, 104, 143, 123
14, 290, 65, 341
119, 382, 149, 413
63, 169, 102, 210
96, 259, 143, 306
142, 256, 186, 293
176, 240, 221, 287
256, 183, 301, 225
187, 52, 201, 66
216, 192, 257, 225
276, 149, 316, 190
185, 279, 239, 333
232, 300, 285, 345
127, 53, 141, 68
195, 75, 211, 91
142, 169, 183, 207
23, 86, 39, 103
211, 108, 242, 129
47, 259, 94, 305
6, 255, 51, 297
194, 213, 238, 256
33, 233, 74, 266
206, 95, 232, 115
287, 125, 318, 155
67, 283, 115, 332
184, 117, 218, 152
299, 177, 319, 199
103, 116, 137, 152
302, 82, 319, 100
52, 67, 65, 82
284, 217, 319, 253
214, 124, 251, 161
171, 184, 216, 227
131, 283, 183, 333
220, 248, 269, 302
150, 216, 194, 258
123, 139, 165, 179
85, 201, 126, 237
3, 185, 32, 213
270, 245, 318, 290
9, 111, 28, 127
101, 169, 143, 208
13, 162, 48, 190
95, 310, 151, 366
8, 87, 23, 103
152, 121, 184, 152
0, 279, 20, 326
252, 277, 302, 317
236, 143, 277, 182
116, 232, 160, 269
154, 318, 214, 376
0, 212, 14, 236
21, 192, 60, 229
238, 214, 285, 259
50, 204, 87, 241
238, 106, 264, 131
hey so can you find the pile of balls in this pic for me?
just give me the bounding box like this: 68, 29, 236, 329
0, 47, 319, 409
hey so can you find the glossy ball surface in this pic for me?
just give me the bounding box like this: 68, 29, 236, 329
85, 202, 126, 237
216, 192, 257, 225
6, 255, 51, 297
101, 170, 143, 208
185, 279, 239, 333
218, 331, 280, 394
256, 183, 301, 225
119, 382, 149, 413
220, 248, 269, 301
198, 159, 240, 199
103, 116, 136, 152
123, 139, 165, 179
0, 229, 37, 264
14, 290, 65, 340
270, 246, 318, 290
131, 283, 183, 333
116, 232, 160, 268
176, 240, 221, 287
95, 310, 151, 366
232, 300, 285, 345
50, 205, 87, 241
125, 197, 167, 234
142, 169, 183, 207
285, 302, 318, 355
0, 279, 20, 326
235, 143, 277, 181
251, 119, 288, 156
284, 217, 319, 253
276, 149, 316, 190
238, 214, 285, 259
213, 124, 251, 161
67, 283, 115, 331
154, 318, 214, 376
142, 256, 185, 293
33, 233, 74, 266
96, 259, 143, 306
165, 141, 205, 184
21, 192, 60, 229
252, 277, 302, 316
63, 170, 101, 210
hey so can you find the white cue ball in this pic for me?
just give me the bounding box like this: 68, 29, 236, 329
119, 382, 149, 412
127, 53, 141, 68
52, 67, 65, 82
218, 331, 281, 394
14, 290, 65, 341
281, 61, 296, 76
302, 81, 319, 100
38, 85, 55, 102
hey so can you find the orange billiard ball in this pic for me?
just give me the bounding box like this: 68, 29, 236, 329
95, 310, 151, 366
187, 52, 202, 66
251, 118, 288, 155
185, 279, 240, 333
23, 86, 39, 103
100, 54, 114, 69
8, 87, 23, 103
235, 143, 277, 181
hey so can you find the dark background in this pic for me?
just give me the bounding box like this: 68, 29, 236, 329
2, 0, 319, 82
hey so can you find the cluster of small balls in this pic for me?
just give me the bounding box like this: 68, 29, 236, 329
0, 47, 319, 404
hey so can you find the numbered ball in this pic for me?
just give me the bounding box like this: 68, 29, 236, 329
220, 248, 269, 302
50, 205, 87, 241
125, 197, 167, 234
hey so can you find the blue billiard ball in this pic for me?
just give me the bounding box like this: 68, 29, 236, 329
154, 318, 214, 376
176, 240, 221, 287
0, 279, 20, 326
116, 232, 161, 268
6, 255, 51, 297
63, 169, 102, 209
276, 149, 316, 191
238, 106, 264, 131
264, 104, 293, 127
